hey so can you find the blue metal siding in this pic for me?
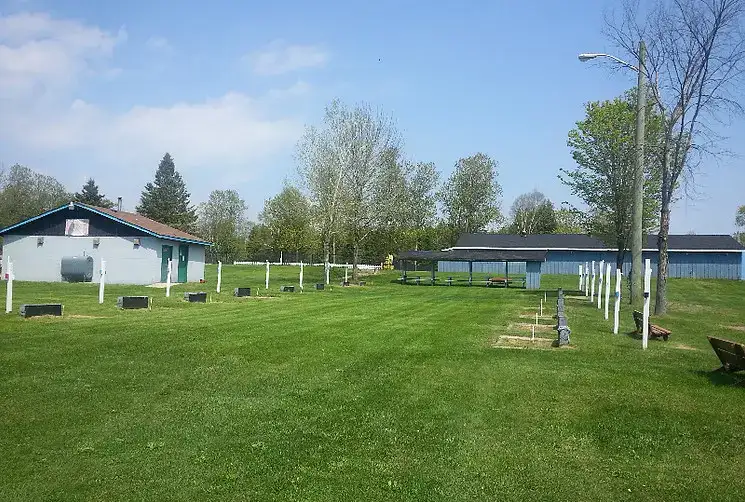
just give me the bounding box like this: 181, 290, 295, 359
525, 261, 541, 289
437, 261, 526, 274
439, 250, 742, 279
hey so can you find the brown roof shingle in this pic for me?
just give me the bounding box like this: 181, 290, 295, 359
79, 203, 210, 244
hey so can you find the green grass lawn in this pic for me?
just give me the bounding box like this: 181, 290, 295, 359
1, 265, 745, 501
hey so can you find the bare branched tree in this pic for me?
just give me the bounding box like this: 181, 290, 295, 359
296, 100, 400, 281
606, 0, 745, 313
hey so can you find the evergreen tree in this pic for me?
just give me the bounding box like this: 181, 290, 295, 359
73, 178, 114, 208
137, 153, 197, 232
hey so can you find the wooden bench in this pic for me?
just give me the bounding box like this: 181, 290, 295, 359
708, 336, 745, 373
633, 310, 671, 341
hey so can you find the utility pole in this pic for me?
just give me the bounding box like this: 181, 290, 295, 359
631, 40, 646, 309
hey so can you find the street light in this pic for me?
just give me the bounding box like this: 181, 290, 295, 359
577, 53, 639, 71
578, 42, 647, 309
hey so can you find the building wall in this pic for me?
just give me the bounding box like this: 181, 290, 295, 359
525, 261, 541, 290
187, 244, 206, 283
438, 250, 744, 280
2, 235, 206, 284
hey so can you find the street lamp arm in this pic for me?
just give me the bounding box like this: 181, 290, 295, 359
578, 53, 640, 73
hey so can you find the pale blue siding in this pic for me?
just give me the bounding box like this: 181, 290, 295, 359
438, 250, 743, 279
525, 261, 541, 289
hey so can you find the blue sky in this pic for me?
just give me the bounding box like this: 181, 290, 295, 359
1, 0, 743, 233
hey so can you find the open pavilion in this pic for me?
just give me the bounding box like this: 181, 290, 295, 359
397, 249, 546, 289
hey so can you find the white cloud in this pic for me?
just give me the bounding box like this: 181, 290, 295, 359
145, 36, 173, 54
247, 40, 328, 75
0, 12, 310, 199
0, 12, 126, 99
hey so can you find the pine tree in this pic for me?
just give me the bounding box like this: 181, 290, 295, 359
74, 178, 115, 208
137, 153, 197, 232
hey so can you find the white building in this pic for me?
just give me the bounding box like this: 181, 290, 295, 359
0, 202, 210, 285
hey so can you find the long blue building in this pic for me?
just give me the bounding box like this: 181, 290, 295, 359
438, 233, 745, 281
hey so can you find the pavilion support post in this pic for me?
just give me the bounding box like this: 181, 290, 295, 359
505, 261, 509, 288
403, 261, 408, 283
431, 261, 436, 285
468, 261, 473, 286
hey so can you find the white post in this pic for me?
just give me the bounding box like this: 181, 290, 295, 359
265, 260, 270, 290
597, 260, 604, 309
98, 259, 106, 304
578, 265, 583, 291
642, 258, 652, 350
540, 298, 543, 317
590, 261, 596, 302
604, 263, 611, 320
613, 268, 622, 334
344, 264, 348, 284
166, 258, 172, 297
299, 262, 304, 291
216, 261, 222, 293
5, 258, 13, 314
585, 262, 590, 296
280, 251, 283, 265
325, 262, 330, 285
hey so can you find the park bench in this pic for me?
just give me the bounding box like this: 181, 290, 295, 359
633, 310, 671, 341
707, 336, 745, 373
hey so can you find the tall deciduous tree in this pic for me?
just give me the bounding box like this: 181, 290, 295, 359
297, 100, 400, 280
137, 153, 197, 232
0, 164, 70, 228
607, 0, 745, 313
404, 161, 440, 249
736, 205, 745, 245
560, 94, 663, 269
197, 189, 248, 263
74, 178, 114, 208
507, 190, 558, 234
555, 207, 587, 234
439, 153, 502, 243
259, 185, 313, 262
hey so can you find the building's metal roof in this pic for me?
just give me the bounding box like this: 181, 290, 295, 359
453, 233, 745, 252
0, 202, 211, 246
398, 249, 547, 262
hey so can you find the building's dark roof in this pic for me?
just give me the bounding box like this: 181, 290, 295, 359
454, 233, 745, 251
398, 249, 547, 262
0, 202, 211, 245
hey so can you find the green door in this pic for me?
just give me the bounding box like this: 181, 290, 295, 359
161, 245, 173, 282
178, 244, 189, 283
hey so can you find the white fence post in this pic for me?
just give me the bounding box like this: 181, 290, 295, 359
216, 261, 222, 293
98, 259, 106, 304
578, 265, 583, 291
642, 258, 652, 350
597, 260, 604, 309
299, 262, 304, 291
585, 262, 590, 296
613, 268, 622, 334
325, 262, 330, 285
5, 258, 13, 314
344, 264, 348, 284
166, 258, 172, 297
265, 260, 270, 290
604, 263, 611, 320
590, 261, 596, 302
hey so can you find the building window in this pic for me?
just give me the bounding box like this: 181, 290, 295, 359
65, 219, 90, 236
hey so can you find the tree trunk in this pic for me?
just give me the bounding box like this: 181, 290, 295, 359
616, 248, 625, 271
332, 239, 336, 265
352, 242, 359, 281
655, 198, 671, 315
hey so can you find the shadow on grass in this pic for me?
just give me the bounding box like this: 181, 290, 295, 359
693, 368, 745, 388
